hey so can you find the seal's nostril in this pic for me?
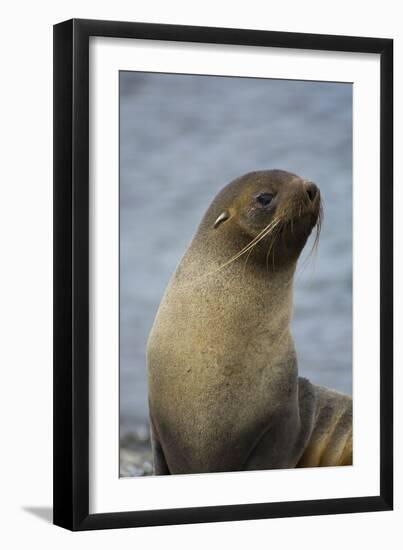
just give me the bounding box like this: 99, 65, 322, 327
306, 188, 315, 201
305, 182, 318, 202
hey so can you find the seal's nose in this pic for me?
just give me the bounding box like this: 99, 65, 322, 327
303, 181, 318, 202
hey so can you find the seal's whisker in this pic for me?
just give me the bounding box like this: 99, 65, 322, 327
296, 201, 323, 280
266, 228, 276, 272
218, 222, 280, 271
185, 219, 281, 287
306, 201, 323, 264
216, 218, 281, 268
204, 217, 283, 279
266, 223, 282, 272
242, 246, 254, 275
179, 216, 283, 288
272, 223, 284, 269
281, 222, 287, 248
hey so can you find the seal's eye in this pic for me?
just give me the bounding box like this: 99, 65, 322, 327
256, 193, 274, 206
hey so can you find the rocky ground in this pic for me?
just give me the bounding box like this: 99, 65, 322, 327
120, 425, 154, 477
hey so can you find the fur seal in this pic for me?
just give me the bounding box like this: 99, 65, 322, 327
147, 170, 352, 474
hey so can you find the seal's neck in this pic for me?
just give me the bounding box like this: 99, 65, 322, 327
183, 230, 296, 321
175, 234, 297, 369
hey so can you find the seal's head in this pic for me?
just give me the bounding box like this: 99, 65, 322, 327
206, 169, 322, 270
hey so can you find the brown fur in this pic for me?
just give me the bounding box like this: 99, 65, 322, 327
147, 170, 352, 474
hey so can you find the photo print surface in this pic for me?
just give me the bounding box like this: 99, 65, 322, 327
119, 71, 352, 477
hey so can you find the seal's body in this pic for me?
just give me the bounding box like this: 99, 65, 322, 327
147, 170, 352, 474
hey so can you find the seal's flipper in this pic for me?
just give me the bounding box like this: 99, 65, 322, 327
297, 384, 352, 467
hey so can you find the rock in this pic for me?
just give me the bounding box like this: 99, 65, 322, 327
120, 425, 153, 477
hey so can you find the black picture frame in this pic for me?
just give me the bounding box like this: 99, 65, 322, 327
53, 18, 393, 531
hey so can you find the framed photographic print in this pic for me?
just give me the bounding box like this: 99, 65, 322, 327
53, 19, 393, 530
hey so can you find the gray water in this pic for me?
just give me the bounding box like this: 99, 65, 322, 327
120, 72, 352, 438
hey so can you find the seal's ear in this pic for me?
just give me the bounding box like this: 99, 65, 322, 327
214, 210, 230, 229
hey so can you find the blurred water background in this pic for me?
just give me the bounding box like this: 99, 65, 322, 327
119, 72, 352, 476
